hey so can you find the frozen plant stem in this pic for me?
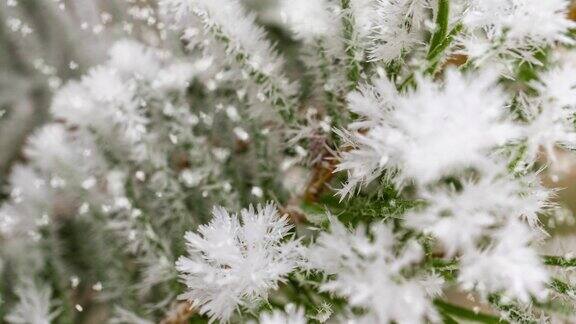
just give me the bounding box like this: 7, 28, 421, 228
542, 255, 576, 267
427, 0, 450, 60
340, 0, 363, 90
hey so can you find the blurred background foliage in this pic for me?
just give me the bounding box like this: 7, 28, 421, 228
0, 0, 292, 185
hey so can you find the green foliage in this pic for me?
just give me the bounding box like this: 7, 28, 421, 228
434, 299, 503, 324
301, 180, 417, 227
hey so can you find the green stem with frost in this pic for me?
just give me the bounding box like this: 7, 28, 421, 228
191, 11, 296, 123
543, 255, 576, 267
487, 295, 537, 324
340, 0, 363, 90
314, 39, 347, 134
434, 299, 502, 324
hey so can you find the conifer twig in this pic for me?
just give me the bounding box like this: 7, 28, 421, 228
160, 301, 196, 324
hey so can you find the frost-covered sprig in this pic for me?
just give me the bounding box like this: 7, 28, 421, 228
176, 203, 302, 322
523, 55, 576, 161
257, 305, 306, 324
406, 168, 551, 256
335, 65, 557, 308
337, 68, 521, 195
0, 124, 104, 241
279, 0, 348, 125
0, 154, 95, 316
368, 0, 430, 62
307, 218, 442, 323
51, 39, 232, 206
110, 306, 154, 324
5, 282, 59, 324
458, 0, 576, 67
279, 0, 339, 43
161, 0, 297, 122
0, 165, 51, 240
51, 40, 200, 163
0, 38, 235, 319
459, 220, 549, 303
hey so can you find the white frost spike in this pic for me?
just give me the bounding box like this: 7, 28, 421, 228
524, 62, 576, 161
464, 0, 575, 46
348, 0, 377, 38
279, 0, 338, 41
162, 0, 296, 98
307, 218, 441, 323
24, 124, 104, 182
535, 63, 576, 109
258, 305, 306, 324
176, 203, 301, 322
108, 39, 161, 79
25, 125, 78, 174
461, 0, 575, 61
459, 220, 549, 303
5, 282, 59, 324
387, 69, 519, 183
406, 170, 550, 256
82, 67, 131, 104
346, 77, 398, 130
8, 166, 52, 211
0, 165, 52, 237
368, 0, 429, 62
110, 307, 154, 324
337, 69, 521, 195
50, 39, 196, 163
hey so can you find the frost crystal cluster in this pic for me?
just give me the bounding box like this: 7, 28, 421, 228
2, 0, 576, 323
176, 204, 301, 321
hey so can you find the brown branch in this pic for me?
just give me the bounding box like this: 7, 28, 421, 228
159, 301, 195, 324
303, 156, 338, 203
569, 2, 576, 21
